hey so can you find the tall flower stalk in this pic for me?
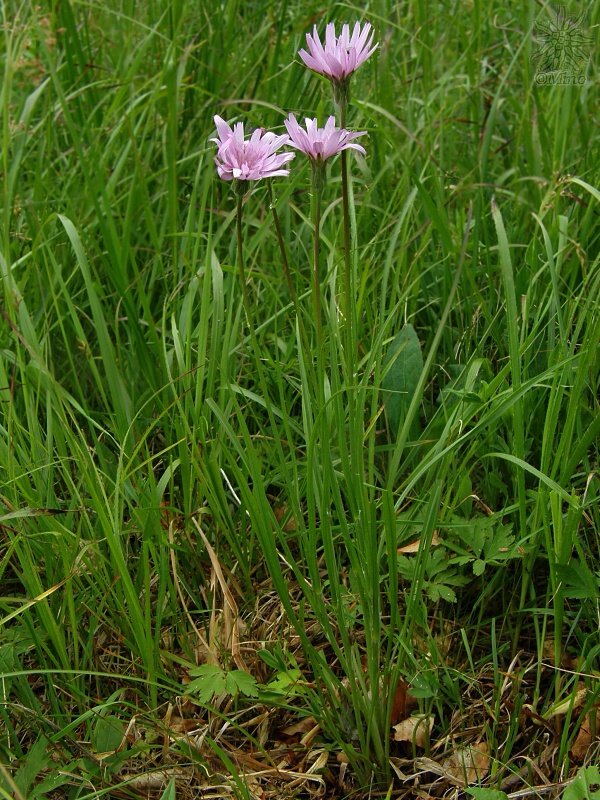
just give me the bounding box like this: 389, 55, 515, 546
234, 187, 254, 333
311, 175, 324, 402
284, 113, 366, 404
267, 179, 316, 396
265, 179, 297, 309
298, 21, 378, 379
339, 103, 354, 379
211, 114, 296, 400
266, 179, 315, 390
211, 113, 295, 322
293, 24, 388, 780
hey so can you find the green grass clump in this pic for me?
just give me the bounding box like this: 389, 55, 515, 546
1, 0, 599, 797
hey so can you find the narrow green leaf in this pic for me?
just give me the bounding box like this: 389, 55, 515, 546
57, 214, 132, 437
159, 777, 177, 800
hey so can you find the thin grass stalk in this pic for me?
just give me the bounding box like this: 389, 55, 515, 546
386, 203, 473, 489
339, 101, 356, 381
266, 179, 298, 309
236, 193, 252, 329
233, 186, 306, 496
266, 179, 314, 387
491, 201, 528, 650
338, 96, 364, 527
38, 34, 163, 395
311, 181, 325, 406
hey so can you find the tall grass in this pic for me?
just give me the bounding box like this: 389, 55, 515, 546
1, 0, 599, 796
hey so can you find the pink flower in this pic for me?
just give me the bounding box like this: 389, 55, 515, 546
284, 114, 367, 163
299, 22, 378, 82
211, 115, 295, 181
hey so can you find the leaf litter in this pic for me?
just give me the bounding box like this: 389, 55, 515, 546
7, 517, 599, 800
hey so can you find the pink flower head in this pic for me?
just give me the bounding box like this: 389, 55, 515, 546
211, 115, 295, 182
284, 114, 367, 163
299, 22, 378, 82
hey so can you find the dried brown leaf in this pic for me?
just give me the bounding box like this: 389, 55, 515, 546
542, 638, 577, 668
273, 503, 297, 531
300, 723, 321, 748
392, 714, 435, 748
571, 714, 594, 761
193, 517, 248, 671
280, 716, 317, 737
389, 678, 419, 725
168, 716, 203, 734
442, 742, 490, 786
398, 533, 442, 553
124, 768, 194, 789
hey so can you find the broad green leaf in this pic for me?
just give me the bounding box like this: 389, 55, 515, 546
555, 562, 599, 600
483, 524, 516, 562
33, 769, 73, 796
467, 790, 509, 800
453, 518, 490, 554
14, 736, 50, 796
264, 668, 305, 697
257, 649, 281, 670
431, 584, 457, 603
92, 715, 125, 754
408, 673, 435, 699
563, 766, 600, 800
188, 664, 224, 679
382, 324, 423, 438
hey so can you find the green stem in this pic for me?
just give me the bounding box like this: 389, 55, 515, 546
339, 101, 355, 383
338, 98, 360, 522
236, 187, 297, 450
236, 193, 254, 330
266, 180, 297, 308
266, 179, 316, 399
313, 182, 325, 405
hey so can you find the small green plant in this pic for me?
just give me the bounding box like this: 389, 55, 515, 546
563, 766, 600, 800
184, 665, 259, 704
257, 647, 308, 702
